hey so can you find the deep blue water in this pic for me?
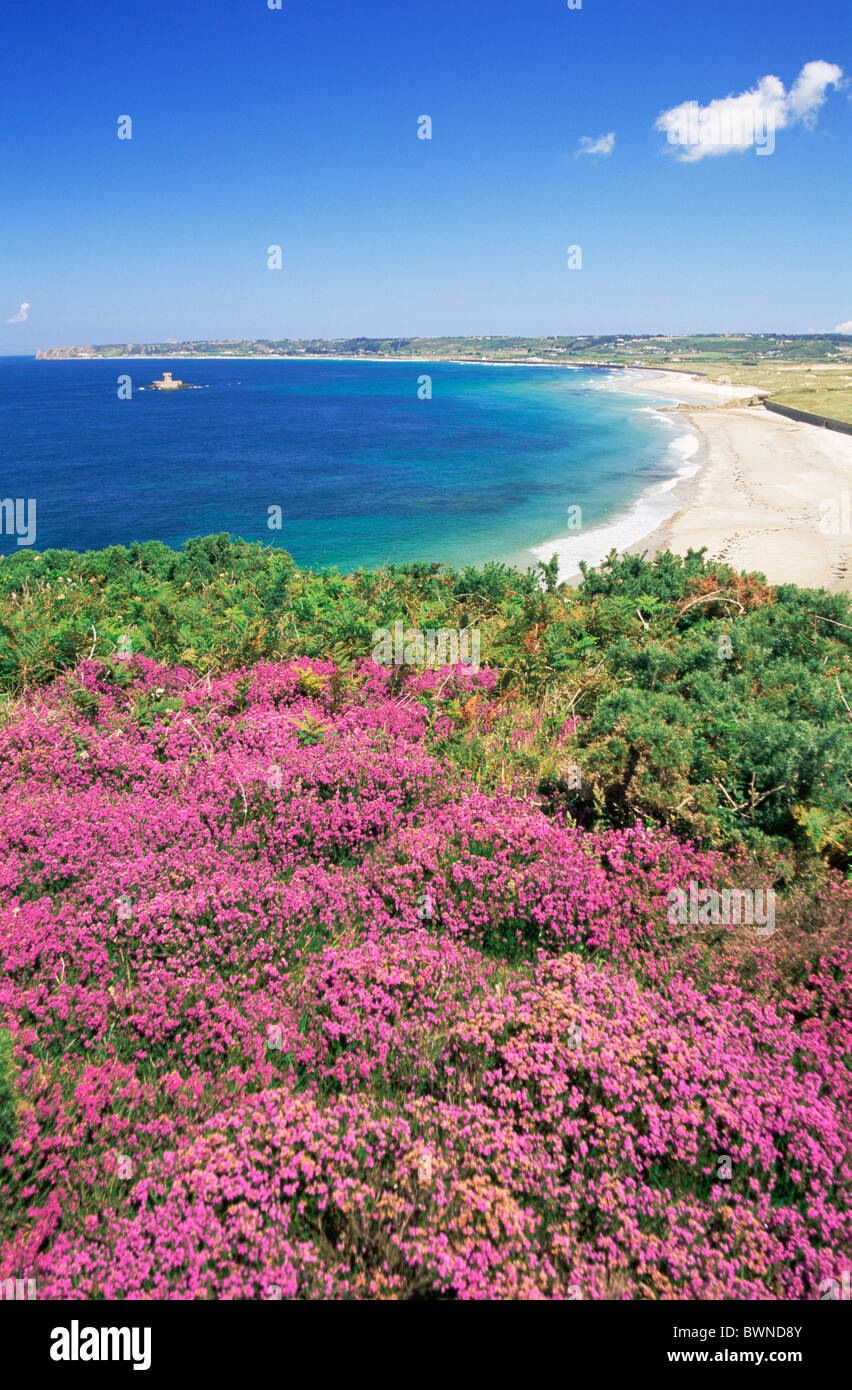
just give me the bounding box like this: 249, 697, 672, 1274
0, 356, 685, 570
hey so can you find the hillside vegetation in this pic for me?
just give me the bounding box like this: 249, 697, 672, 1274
0, 537, 849, 1299
2, 535, 850, 867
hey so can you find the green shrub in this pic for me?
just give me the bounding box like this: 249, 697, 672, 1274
1, 538, 849, 869
0, 1029, 17, 1149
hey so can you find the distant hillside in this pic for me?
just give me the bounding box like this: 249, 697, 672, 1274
34, 334, 852, 423
35, 332, 852, 366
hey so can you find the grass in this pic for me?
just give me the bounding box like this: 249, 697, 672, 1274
767, 384, 852, 423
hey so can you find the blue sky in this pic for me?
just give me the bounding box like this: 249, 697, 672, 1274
1, 0, 850, 350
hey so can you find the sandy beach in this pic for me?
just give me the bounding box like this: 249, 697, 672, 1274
532, 368, 852, 594
631, 372, 852, 592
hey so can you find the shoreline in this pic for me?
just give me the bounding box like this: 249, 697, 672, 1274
517, 369, 714, 582
26, 358, 852, 591
526, 369, 852, 594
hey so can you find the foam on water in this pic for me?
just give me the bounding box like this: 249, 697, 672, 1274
529, 425, 702, 577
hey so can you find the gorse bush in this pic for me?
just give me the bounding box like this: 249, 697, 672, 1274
0, 537, 850, 866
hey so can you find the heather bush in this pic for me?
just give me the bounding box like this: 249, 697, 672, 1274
0, 651, 848, 1299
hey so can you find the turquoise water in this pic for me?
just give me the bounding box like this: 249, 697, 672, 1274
0, 357, 691, 570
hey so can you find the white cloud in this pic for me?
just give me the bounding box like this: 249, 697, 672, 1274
6, 302, 30, 324
788, 60, 843, 127
575, 132, 614, 158
656, 61, 843, 161
834, 321, 852, 335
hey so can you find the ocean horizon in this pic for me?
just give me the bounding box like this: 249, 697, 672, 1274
0, 356, 698, 572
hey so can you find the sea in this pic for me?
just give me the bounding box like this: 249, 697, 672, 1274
0, 356, 701, 574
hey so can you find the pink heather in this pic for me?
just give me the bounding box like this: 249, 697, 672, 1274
0, 655, 848, 1299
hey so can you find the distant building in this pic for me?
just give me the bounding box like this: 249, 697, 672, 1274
144, 370, 201, 392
